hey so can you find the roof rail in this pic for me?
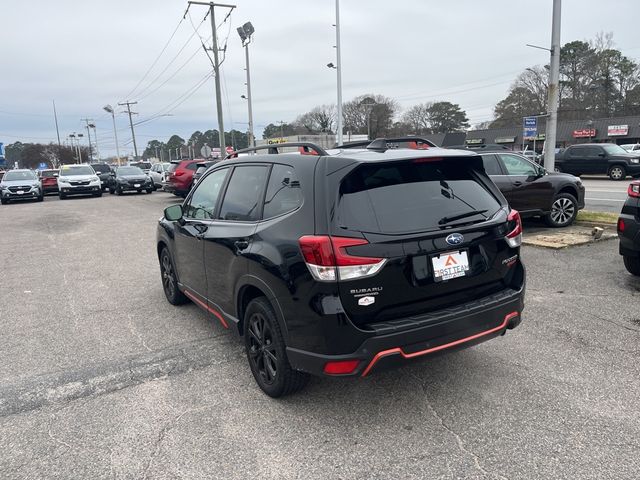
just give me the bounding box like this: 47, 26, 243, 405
335, 136, 437, 151
225, 142, 328, 159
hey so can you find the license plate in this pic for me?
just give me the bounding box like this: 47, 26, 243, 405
431, 250, 469, 282
134, 184, 140, 188
17, 190, 24, 195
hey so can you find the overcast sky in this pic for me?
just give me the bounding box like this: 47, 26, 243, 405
1, 0, 639, 157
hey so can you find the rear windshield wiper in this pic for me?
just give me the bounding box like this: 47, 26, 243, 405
438, 209, 487, 225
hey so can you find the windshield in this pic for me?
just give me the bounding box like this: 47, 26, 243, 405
131, 162, 151, 169
337, 159, 501, 234
601, 144, 628, 155
60, 166, 95, 176
118, 166, 144, 176
91, 164, 110, 174
4, 170, 36, 181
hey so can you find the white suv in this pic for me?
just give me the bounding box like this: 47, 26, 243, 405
149, 162, 170, 190
57, 164, 102, 199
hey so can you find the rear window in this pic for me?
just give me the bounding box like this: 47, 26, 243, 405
336, 159, 501, 234
168, 163, 178, 173
40, 170, 58, 178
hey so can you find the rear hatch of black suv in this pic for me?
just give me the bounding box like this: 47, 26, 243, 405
321, 151, 523, 329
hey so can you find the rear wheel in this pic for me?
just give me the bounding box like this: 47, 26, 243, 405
116, 186, 123, 195
146, 188, 153, 194
623, 256, 640, 276
1, 198, 8, 205
59, 193, 66, 200
160, 248, 188, 305
244, 297, 308, 397
608, 165, 626, 181
545, 193, 578, 228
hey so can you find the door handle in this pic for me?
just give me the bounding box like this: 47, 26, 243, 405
234, 240, 249, 251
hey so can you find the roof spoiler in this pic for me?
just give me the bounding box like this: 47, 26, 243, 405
225, 142, 328, 159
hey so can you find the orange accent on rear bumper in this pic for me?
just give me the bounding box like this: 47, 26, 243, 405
183, 290, 229, 329
360, 311, 518, 377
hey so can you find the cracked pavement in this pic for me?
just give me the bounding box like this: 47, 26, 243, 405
1, 192, 639, 479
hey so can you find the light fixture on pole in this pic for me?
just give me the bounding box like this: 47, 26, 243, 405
103, 104, 121, 165
237, 21, 255, 148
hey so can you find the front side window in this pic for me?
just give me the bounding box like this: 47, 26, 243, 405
218, 166, 268, 221
499, 154, 538, 176
185, 168, 229, 220
263, 164, 303, 219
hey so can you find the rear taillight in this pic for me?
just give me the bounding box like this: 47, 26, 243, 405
323, 359, 360, 375
618, 218, 625, 233
298, 235, 386, 282
505, 209, 522, 248
628, 182, 640, 198
174, 170, 184, 176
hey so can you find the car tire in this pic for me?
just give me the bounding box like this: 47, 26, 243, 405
244, 297, 309, 398
160, 248, 188, 305
59, 193, 66, 200
1, 198, 8, 205
608, 165, 626, 181
146, 188, 153, 194
545, 192, 578, 228
623, 256, 640, 276
116, 186, 123, 195
109, 186, 116, 194
94, 191, 102, 197
37, 193, 44, 202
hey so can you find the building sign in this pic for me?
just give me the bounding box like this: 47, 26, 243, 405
607, 125, 629, 136
523, 117, 538, 139
534, 133, 546, 141
572, 129, 596, 138
267, 138, 287, 145
495, 137, 516, 144
465, 138, 484, 145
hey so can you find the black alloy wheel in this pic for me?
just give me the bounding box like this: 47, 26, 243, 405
1, 198, 8, 205
545, 193, 578, 227
160, 249, 187, 305
623, 256, 640, 276
244, 297, 308, 397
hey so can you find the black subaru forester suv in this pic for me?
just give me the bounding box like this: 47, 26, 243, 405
157, 143, 525, 397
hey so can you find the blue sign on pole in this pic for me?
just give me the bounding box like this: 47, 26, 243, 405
523, 117, 537, 139
0, 142, 5, 166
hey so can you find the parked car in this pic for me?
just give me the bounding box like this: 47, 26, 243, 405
157, 143, 525, 397
478, 152, 585, 227
109, 166, 154, 195
90, 163, 114, 191
164, 159, 200, 197
149, 162, 171, 190
129, 161, 152, 173
191, 160, 219, 186
57, 164, 102, 199
554, 143, 640, 180
0, 171, 6, 181
621, 144, 640, 153
0, 169, 43, 204
617, 180, 640, 276
39, 169, 59, 194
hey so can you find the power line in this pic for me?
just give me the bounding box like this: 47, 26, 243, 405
121, 16, 186, 101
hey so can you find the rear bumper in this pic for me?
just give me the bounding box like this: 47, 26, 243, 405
619, 214, 640, 257
286, 285, 524, 377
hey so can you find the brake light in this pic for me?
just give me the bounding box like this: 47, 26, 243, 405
505, 209, 522, 248
298, 236, 387, 281
628, 182, 640, 198
412, 157, 443, 164
618, 218, 625, 233
323, 359, 360, 375
174, 170, 184, 176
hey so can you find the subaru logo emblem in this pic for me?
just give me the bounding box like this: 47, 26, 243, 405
446, 233, 464, 245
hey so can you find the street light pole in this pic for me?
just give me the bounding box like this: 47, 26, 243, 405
335, 0, 344, 145
237, 22, 255, 148
103, 105, 121, 165
543, 0, 561, 172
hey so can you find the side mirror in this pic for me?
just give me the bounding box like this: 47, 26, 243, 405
598, 153, 606, 157
164, 204, 184, 221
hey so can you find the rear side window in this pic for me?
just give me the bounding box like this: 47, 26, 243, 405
218, 166, 269, 221
41, 170, 58, 178
262, 164, 302, 219
568, 147, 585, 157
480, 155, 503, 175
337, 160, 501, 234
186, 162, 199, 171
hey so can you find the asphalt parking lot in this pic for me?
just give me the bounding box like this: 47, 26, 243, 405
1, 192, 639, 480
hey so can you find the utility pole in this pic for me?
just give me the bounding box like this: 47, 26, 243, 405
335, 0, 344, 145
118, 101, 139, 159
81, 118, 94, 161
52, 100, 61, 146
543, 0, 561, 172
188, 1, 236, 152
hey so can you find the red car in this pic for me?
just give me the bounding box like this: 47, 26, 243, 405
165, 160, 200, 197
39, 169, 59, 194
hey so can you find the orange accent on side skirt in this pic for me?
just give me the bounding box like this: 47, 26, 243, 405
360, 311, 519, 377
183, 290, 229, 329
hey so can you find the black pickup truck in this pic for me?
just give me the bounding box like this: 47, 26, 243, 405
554, 143, 640, 180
